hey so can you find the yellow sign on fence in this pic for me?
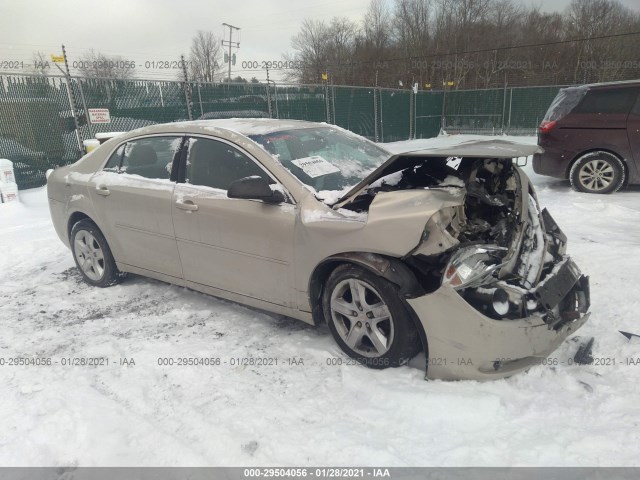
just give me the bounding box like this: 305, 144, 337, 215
50, 54, 64, 64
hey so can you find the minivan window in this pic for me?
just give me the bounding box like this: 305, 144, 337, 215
544, 86, 587, 121
572, 89, 638, 115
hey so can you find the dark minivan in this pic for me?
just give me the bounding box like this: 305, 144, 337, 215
533, 80, 640, 194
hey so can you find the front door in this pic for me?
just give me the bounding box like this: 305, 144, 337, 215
172, 136, 296, 307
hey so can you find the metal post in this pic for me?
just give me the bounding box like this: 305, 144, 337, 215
414, 88, 418, 139
441, 85, 447, 134
266, 67, 272, 118
158, 83, 164, 108
181, 55, 193, 120
374, 71, 379, 142
379, 89, 384, 142
60, 44, 83, 151
409, 90, 414, 140
500, 79, 508, 135
273, 81, 279, 119
197, 83, 204, 117
331, 82, 336, 125
507, 88, 513, 134
76, 80, 94, 139
324, 74, 331, 124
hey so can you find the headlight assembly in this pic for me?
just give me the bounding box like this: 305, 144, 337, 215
442, 245, 507, 289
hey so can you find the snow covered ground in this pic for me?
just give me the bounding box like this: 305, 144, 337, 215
1, 135, 640, 466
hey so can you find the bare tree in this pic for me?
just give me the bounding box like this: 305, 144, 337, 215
363, 0, 392, 52
76, 49, 134, 79
290, 19, 331, 83
188, 31, 223, 83
285, 0, 640, 88
327, 17, 359, 83
393, 0, 432, 53
566, 0, 639, 83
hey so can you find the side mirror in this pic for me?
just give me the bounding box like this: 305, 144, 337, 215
227, 176, 286, 204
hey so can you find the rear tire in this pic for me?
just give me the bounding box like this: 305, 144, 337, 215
569, 151, 625, 194
322, 264, 421, 369
70, 219, 125, 287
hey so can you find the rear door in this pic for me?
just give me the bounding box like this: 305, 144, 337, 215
171, 136, 296, 307
89, 135, 184, 279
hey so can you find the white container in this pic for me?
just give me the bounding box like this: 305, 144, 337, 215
0, 181, 19, 203
0, 159, 15, 184
83, 139, 100, 153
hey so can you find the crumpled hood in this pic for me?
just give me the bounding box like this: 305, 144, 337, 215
333, 138, 542, 209
301, 188, 466, 258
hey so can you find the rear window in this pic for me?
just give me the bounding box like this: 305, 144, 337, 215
572, 88, 638, 115
544, 87, 587, 121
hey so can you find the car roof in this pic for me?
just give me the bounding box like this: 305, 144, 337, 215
123, 118, 326, 138
562, 79, 640, 91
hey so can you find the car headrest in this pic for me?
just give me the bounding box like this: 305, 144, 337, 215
127, 144, 157, 167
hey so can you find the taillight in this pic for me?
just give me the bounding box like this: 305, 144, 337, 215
539, 120, 557, 134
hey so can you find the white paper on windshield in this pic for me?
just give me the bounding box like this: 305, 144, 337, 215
291, 156, 340, 178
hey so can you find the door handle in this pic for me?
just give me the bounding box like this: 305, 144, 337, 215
96, 185, 110, 196
175, 199, 199, 211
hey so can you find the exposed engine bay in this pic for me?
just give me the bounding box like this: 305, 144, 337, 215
340, 155, 590, 326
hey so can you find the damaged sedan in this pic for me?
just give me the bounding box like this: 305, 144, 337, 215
47, 119, 590, 380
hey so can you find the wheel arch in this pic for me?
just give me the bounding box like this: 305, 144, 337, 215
67, 212, 115, 253
308, 252, 429, 357
67, 211, 92, 241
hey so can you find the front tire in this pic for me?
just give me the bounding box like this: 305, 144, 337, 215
322, 264, 421, 369
569, 151, 625, 194
70, 219, 124, 287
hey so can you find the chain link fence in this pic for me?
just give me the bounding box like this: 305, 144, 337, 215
0, 75, 83, 188
0, 72, 568, 189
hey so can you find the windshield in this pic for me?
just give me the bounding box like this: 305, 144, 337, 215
250, 127, 390, 193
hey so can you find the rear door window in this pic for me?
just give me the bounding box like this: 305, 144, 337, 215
115, 136, 182, 179
103, 145, 124, 172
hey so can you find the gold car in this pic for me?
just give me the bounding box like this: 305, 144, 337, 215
47, 119, 590, 380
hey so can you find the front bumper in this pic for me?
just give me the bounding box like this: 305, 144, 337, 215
407, 279, 590, 381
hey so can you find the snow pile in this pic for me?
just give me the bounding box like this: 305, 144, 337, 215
1, 136, 640, 466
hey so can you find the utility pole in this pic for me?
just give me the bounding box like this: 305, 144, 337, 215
222, 23, 240, 82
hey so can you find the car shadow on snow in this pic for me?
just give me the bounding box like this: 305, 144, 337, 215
54, 267, 317, 334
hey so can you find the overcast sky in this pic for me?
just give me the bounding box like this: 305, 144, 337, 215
1, 0, 639, 81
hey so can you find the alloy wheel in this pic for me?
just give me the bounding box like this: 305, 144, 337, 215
73, 230, 105, 281
329, 278, 394, 358
578, 159, 615, 192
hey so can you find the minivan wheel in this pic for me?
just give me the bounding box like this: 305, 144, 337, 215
569, 151, 625, 194
322, 264, 421, 369
70, 219, 125, 287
